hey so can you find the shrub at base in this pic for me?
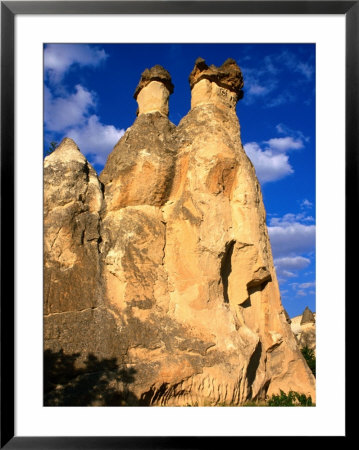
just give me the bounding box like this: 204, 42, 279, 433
267, 390, 313, 406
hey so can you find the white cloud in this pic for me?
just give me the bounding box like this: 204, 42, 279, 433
296, 62, 314, 80
44, 84, 96, 132
241, 50, 314, 106
266, 91, 295, 108
274, 255, 311, 280
243, 125, 307, 184
274, 256, 311, 270
45, 85, 124, 166
246, 83, 272, 97
276, 51, 314, 81
275, 123, 310, 142
44, 44, 108, 83
288, 280, 316, 298
268, 216, 315, 257
44, 44, 123, 167
301, 199, 313, 209
264, 136, 304, 152
280, 270, 297, 278
244, 142, 294, 184
269, 213, 314, 226
298, 281, 316, 289
275, 124, 287, 134
66, 115, 125, 166
241, 63, 278, 105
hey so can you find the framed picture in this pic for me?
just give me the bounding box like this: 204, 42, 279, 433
1, 1, 354, 446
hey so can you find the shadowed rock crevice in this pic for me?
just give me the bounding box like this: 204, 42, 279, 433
247, 278, 270, 296
220, 240, 236, 304
151, 382, 169, 405
240, 297, 251, 308
257, 378, 271, 401
140, 387, 156, 406
246, 341, 262, 399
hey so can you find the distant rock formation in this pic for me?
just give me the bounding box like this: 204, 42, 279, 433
291, 307, 316, 353
301, 306, 316, 325
44, 59, 315, 406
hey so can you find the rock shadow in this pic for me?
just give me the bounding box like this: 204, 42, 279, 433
246, 341, 262, 400
44, 349, 138, 406
220, 240, 236, 303
247, 279, 269, 296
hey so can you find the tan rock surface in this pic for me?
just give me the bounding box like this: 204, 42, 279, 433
100, 115, 176, 211
43, 139, 130, 391
44, 61, 315, 406
134, 65, 174, 116
44, 138, 103, 315
291, 307, 316, 353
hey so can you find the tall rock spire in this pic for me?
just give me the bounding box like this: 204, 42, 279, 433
160, 58, 315, 403
134, 65, 174, 116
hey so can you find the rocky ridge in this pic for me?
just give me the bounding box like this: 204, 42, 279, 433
44, 59, 316, 406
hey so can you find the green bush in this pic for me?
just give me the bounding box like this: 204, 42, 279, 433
267, 390, 313, 406
301, 346, 316, 377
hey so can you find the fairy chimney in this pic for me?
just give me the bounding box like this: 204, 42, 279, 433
189, 57, 244, 110
43, 59, 316, 406
134, 65, 174, 116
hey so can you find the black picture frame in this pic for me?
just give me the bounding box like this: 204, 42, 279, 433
1, 1, 354, 447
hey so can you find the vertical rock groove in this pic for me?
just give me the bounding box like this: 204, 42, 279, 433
246, 341, 262, 399
220, 240, 235, 304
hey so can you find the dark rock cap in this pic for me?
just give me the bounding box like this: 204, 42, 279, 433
300, 306, 315, 325
189, 57, 244, 97
134, 65, 174, 100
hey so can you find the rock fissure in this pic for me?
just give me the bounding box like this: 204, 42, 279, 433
220, 240, 236, 304
44, 305, 100, 317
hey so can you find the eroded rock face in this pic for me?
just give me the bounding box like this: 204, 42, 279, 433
44, 61, 315, 406
157, 59, 315, 404
43, 139, 128, 391
100, 113, 176, 211
44, 138, 103, 315
291, 308, 316, 353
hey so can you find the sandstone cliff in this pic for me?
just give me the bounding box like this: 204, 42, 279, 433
44, 59, 316, 406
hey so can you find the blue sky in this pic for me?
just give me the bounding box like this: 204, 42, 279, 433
44, 43, 316, 318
